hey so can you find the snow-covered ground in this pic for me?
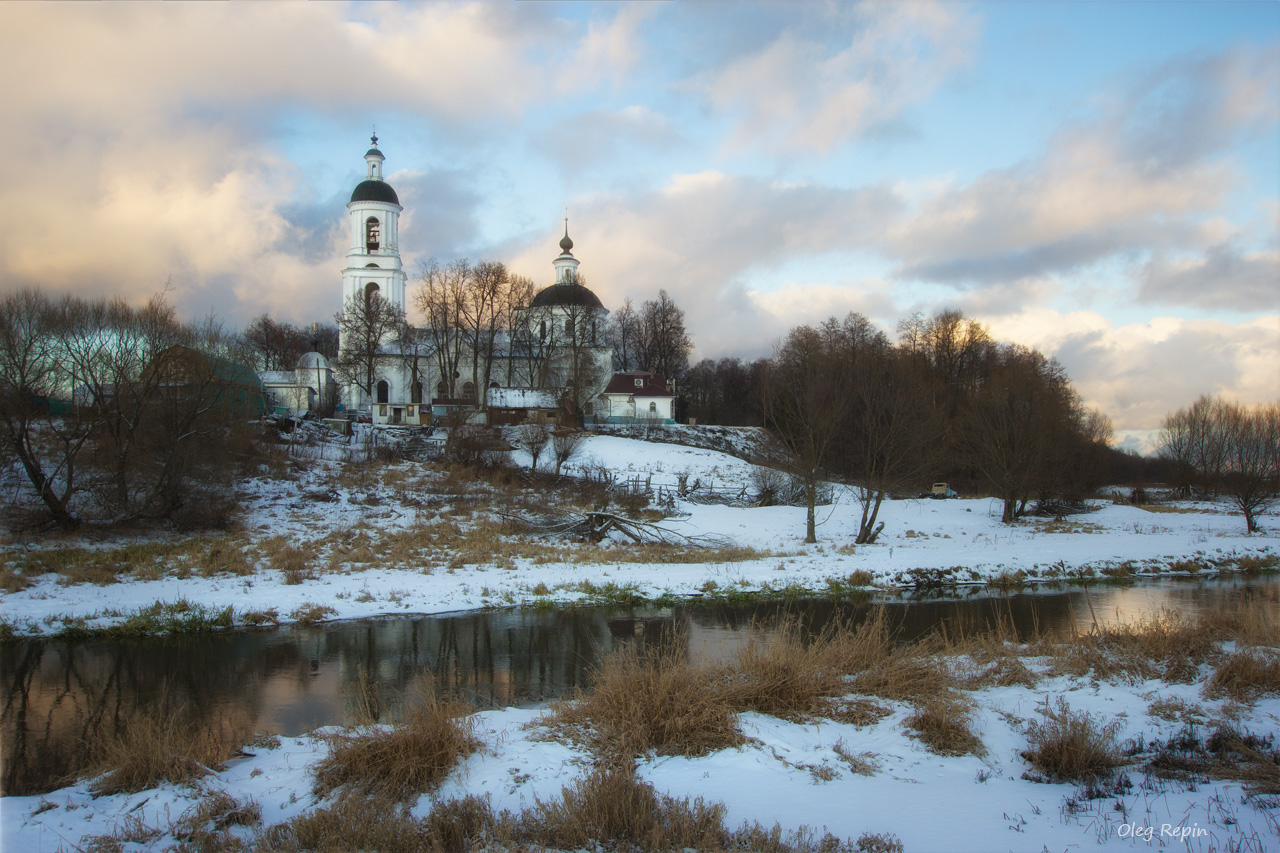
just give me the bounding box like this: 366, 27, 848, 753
2, 429, 1278, 852
1, 430, 1274, 636
4, 640, 1278, 852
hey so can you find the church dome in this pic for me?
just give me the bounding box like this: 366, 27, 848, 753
530, 282, 604, 310
296, 351, 331, 372
350, 180, 400, 205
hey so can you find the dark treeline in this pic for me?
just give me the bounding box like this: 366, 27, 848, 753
670, 309, 1121, 539
1157, 395, 1280, 532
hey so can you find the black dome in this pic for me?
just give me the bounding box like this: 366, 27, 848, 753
350, 180, 400, 205
530, 282, 604, 310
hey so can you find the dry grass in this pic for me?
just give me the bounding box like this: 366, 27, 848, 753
171, 790, 262, 848
1046, 609, 1219, 684
904, 695, 985, 757
1205, 649, 1280, 702
86, 707, 253, 795
289, 603, 337, 625
190, 537, 255, 578
1021, 697, 1124, 782
260, 767, 869, 853
257, 794, 439, 852
313, 688, 481, 802
1145, 724, 1280, 796
545, 642, 744, 759
516, 763, 730, 852
723, 619, 848, 719
0, 564, 32, 593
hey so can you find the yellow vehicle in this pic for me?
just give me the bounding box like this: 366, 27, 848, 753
930, 483, 958, 499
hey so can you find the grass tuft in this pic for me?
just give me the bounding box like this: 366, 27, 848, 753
313, 688, 481, 802
1021, 697, 1124, 782
1205, 649, 1280, 702
545, 642, 743, 759
86, 707, 252, 795
904, 695, 985, 757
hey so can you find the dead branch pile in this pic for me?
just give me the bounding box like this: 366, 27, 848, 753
502, 509, 730, 547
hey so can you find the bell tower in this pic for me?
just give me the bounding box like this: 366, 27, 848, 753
341, 134, 406, 315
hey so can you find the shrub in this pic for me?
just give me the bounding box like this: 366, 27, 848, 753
87, 708, 251, 795
1021, 697, 1123, 782
313, 690, 481, 801
905, 695, 985, 757
1205, 650, 1280, 702
544, 643, 742, 759
289, 603, 337, 625
723, 620, 846, 719
516, 763, 729, 852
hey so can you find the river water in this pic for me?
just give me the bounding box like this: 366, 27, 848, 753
2, 575, 1275, 795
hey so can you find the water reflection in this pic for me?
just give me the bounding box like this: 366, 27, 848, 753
2, 575, 1274, 795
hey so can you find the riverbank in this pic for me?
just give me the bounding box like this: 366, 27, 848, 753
1, 434, 1276, 639
3, 596, 1277, 852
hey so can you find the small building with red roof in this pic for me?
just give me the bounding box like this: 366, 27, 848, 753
597, 370, 677, 424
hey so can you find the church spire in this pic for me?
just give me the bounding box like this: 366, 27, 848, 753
559, 212, 574, 254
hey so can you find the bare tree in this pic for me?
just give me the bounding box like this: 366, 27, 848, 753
0, 290, 94, 527
636, 289, 692, 380
416, 259, 470, 401
759, 325, 853, 543
550, 427, 583, 477
334, 290, 407, 409
514, 422, 551, 472
963, 344, 1077, 523
1161, 397, 1279, 532
242, 314, 312, 372
606, 297, 641, 372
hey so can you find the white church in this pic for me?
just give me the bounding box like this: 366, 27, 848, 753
261, 138, 676, 427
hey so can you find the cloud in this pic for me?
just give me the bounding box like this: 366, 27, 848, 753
502, 171, 902, 360
887, 43, 1278, 285
984, 310, 1280, 430
692, 2, 979, 153
1138, 243, 1280, 312
530, 106, 683, 178
0, 3, 635, 324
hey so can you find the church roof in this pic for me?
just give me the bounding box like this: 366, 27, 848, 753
530, 282, 604, 309
603, 371, 676, 397
350, 179, 400, 205
296, 351, 330, 371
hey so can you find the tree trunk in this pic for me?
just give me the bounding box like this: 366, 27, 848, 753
1001, 496, 1016, 524
805, 476, 817, 543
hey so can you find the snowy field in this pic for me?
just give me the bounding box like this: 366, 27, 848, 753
0, 429, 1275, 636
2, 428, 1278, 852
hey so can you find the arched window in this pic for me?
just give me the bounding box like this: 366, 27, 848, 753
364, 282, 381, 309
365, 263, 380, 268
436, 380, 449, 398
539, 320, 547, 343
461, 381, 476, 400
365, 217, 381, 252
376, 380, 389, 404
411, 382, 423, 404
649, 402, 658, 414
564, 318, 574, 337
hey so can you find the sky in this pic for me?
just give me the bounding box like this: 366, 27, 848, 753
0, 1, 1276, 451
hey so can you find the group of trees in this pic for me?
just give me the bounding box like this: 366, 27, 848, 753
605, 290, 693, 380
336, 259, 620, 422
0, 289, 260, 528
242, 315, 337, 373
755, 310, 1113, 541
1157, 395, 1280, 532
